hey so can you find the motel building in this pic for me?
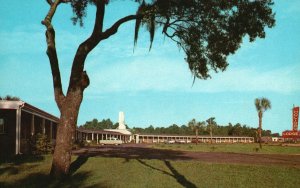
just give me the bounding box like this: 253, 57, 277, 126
75, 128, 132, 144
75, 130, 254, 145
1, 102, 256, 158
0, 100, 58, 158
75, 112, 254, 144
75, 112, 133, 144
133, 134, 254, 144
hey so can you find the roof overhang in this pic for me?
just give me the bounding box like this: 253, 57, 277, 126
0, 100, 59, 123
0, 100, 24, 109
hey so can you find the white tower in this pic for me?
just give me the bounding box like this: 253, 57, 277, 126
118, 111, 126, 130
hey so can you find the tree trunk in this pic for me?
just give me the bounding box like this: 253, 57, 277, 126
195, 129, 198, 145
50, 90, 83, 178
258, 112, 263, 149
210, 126, 212, 144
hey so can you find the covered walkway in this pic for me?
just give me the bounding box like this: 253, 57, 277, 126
134, 134, 254, 144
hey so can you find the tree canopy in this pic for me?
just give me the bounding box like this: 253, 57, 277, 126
67, 0, 275, 80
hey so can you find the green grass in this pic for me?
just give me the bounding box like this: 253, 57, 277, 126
152, 143, 300, 154
1, 155, 300, 188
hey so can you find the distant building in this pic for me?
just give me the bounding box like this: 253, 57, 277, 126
76, 111, 132, 144
0, 100, 58, 158
76, 111, 255, 144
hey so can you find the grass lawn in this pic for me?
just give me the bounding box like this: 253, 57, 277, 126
152, 143, 300, 154
1, 154, 300, 188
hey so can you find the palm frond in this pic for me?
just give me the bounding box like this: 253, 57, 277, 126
255, 98, 261, 112
262, 97, 271, 110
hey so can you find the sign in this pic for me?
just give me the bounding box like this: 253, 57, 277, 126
282, 130, 300, 138
293, 106, 299, 131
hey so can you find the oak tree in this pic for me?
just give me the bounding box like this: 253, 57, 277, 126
42, 0, 275, 177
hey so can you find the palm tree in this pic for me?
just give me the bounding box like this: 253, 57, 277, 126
188, 119, 205, 144
255, 98, 271, 149
206, 117, 217, 144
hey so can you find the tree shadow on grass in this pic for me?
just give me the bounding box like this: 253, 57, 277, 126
69, 155, 89, 175
0, 155, 45, 165
0, 171, 107, 188
0, 155, 44, 176
164, 160, 197, 188
74, 145, 192, 161
0, 166, 19, 176
136, 159, 197, 188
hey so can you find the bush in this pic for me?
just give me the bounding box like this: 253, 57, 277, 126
30, 133, 52, 155
73, 140, 85, 150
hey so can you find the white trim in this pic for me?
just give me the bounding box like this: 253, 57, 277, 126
0, 101, 24, 109
31, 114, 35, 136
22, 109, 58, 123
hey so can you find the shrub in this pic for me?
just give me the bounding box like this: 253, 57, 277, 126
73, 140, 85, 149
30, 133, 52, 155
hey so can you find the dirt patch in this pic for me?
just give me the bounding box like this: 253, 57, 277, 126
72, 144, 300, 168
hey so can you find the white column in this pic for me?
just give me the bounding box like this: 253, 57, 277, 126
31, 114, 35, 136
42, 119, 46, 134
97, 134, 99, 144
92, 132, 94, 141
50, 121, 53, 141
16, 108, 22, 154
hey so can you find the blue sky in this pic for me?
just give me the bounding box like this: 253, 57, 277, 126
0, 1, 299, 133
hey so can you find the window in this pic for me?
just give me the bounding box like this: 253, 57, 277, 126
0, 119, 4, 134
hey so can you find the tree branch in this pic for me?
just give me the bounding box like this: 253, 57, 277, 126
67, 1, 106, 93
101, 14, 140, 40
42, 0, 65, 109
46, 0, 53, 5
68, 2, 140, 93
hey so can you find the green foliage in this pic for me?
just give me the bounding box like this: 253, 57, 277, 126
80, 118, 119, 130
255, 97, 272, 113
134, 0, 276, 80
72, 140, 85, 150
70, 0, 95, 26
82, 116, 274, 137
30, 133, 52, 155
132, 121, 266, 137
67, 0, 275, 80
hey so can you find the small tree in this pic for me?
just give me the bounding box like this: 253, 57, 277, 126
188, 119, 205, 144
206, 117, 217, 144
255, 97, 271, 149
30, 133, 53, 155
